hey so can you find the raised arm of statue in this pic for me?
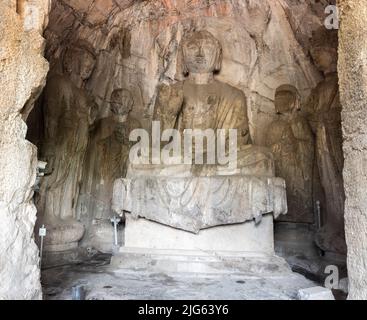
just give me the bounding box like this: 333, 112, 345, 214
153, 83, 183, 132
291, 116, 315, 180
231, 92, 252, 146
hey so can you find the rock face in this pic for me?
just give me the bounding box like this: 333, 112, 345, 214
0, 0, 49, 300
338, 0, 367, 300
25, 0, 344, 252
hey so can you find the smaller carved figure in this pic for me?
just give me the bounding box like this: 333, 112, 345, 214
78, 89, 140, 222
77, 89, 140, 251
304, 28, 346, 254
266, 85, 315, 223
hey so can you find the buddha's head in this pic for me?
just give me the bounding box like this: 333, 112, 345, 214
110, 88, 134, 121
88, 100, 99, 125
181, 30, 222, 75
274, 85, 300, 114
309, 28, 338, 75
63, 44, 96, 81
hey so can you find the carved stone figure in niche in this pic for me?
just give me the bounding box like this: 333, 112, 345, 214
150, 30, 274, 177
114, 31, 288, 232
304, 29, 346, 254
266, 85, 315, 223
98, 89, 140, 184
77, 88, 140, 251
37, 44, 97, 251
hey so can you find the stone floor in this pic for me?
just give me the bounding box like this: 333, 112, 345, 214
275, 223, 348, 284
40, 222, 349, 300
41, 253, 320, 300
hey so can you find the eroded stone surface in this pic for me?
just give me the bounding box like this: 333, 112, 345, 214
0, 0, 357, 300
338, 0, 367, 300
112, 30, 288, 232
42, 254, 317, 300
113, 176, 287, 233
26, 0, 343, 254
0, 0, 49, 300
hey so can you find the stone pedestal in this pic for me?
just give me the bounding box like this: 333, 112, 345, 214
43, 220, 85, 252
110, 214, 291, 274
113, 175, 287, 233
112, 170, 288, 274
124, 214, 274, 253
40, 220, 86, 268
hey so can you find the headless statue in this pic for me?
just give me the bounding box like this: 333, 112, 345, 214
266, 85, 315, 223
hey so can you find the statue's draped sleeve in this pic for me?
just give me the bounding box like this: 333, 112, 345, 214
153, 83, 184, 133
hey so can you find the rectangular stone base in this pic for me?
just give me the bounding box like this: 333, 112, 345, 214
110, 214, 281, 275
110, 247, 291, 275
124, 213, 274, 253
42, 247, 87, 268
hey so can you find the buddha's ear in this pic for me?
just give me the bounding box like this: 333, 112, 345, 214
214, 47, 223, 72
182, 62, 189, 77
177, 42, 189, 77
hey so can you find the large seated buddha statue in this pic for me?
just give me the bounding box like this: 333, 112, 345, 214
112, 31, 288, 241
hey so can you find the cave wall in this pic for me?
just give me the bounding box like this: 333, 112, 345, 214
0, 0, 49, 300
28, 0, 343, 252
44, 0, 327, 134
338, 0, 367, 300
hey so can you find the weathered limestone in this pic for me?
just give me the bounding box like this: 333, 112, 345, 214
0, 0, 49, 300
36, 1, 329, 250
113, 31, 288, 235
338, 0, 367, 300
114, 175, 287, 233
29, 0, 331, 253
3, 0, 366, 301
110, 30, 290, 275
112, 31, 288, 274
123, 214, 275, 253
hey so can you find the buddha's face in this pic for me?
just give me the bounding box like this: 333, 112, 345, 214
110, 89, 134, 117
182, 31, 222, 74
63, 47, 96, 80
275, 90, 298, 114
80, 51, 96, 80
310, 46, 337, 74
